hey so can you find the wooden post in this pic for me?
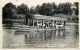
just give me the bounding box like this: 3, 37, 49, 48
63, 21, 66, 36
33, 19, 34, 27
36, 19, 38, 28
28, 19, 29, 26
51, 20, 53, 40
54, 20, 56, 37
42, 19, 45, 40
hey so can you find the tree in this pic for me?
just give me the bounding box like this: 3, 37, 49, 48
35, 5, 40, 14
17, 3, 29, 14
35, 2, 57, 16
3, 2, 16, 28
3, 2, 16, 19
74, 2, 79, 15
29, 7, 36, 14
58, 2, 72, 15
52, 2, 57, 9
38, 3, 52, 16
17, 4, 33, 25
3, 3, 16, 23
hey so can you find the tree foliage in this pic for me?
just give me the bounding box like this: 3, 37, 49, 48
74, 2, 79, 15
3, 2, 79, 26
3, 2, 16, 24
17, 4, 29, 14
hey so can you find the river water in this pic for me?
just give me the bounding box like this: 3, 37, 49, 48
3, 23, 78, 48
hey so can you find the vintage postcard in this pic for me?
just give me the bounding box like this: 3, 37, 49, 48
0, 0, 79, 48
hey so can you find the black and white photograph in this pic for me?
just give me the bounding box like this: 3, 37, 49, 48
2, 0, 79, 48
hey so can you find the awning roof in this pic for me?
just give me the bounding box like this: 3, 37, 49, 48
33, 14, 67, 21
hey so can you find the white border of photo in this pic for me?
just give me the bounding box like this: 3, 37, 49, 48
0, 0, 79, 49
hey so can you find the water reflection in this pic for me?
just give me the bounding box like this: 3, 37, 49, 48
3, 23, 78, 48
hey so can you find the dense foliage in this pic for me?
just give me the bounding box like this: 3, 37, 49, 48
3, 2, 79, 26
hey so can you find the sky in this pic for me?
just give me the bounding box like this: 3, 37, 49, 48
0, 0, 79, 8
